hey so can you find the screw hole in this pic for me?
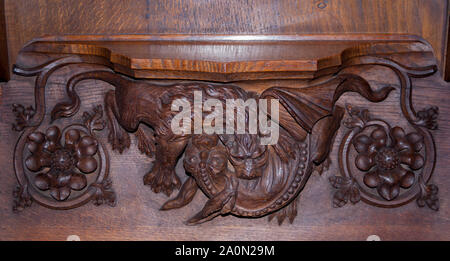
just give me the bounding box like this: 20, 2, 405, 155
317, 2, 327, 9
66, 235, 81, 241
366, 235, 381, 241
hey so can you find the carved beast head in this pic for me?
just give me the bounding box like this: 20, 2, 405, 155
219, 134, 268, 180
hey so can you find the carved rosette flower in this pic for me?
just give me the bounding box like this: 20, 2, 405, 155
353, 126, 424, 201
25, 126, 99, 201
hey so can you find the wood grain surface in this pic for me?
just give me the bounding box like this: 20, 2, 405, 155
2, 0, 449, 81
0, 0, 8, 81
15, 34, 430, 82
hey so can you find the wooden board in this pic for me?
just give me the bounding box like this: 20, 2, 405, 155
16, 34, 430, 81
2, 0, 449, 81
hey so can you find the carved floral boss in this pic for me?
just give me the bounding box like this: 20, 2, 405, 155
11, 50, 439, 224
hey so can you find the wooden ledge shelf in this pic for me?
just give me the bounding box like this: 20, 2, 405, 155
15, 34, 432, 82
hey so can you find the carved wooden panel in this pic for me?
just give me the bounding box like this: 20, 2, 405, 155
1, 34, 449, 239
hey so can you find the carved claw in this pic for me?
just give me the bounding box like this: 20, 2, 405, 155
144, 163, 182, 197
313, 156, 332, 175
107, 123, 131, 153
161, 177, 198, 210
186, 178, 237, 225
135, 127, 156, 158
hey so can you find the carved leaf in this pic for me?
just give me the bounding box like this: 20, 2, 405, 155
343, 104, 371, 129
91, 178, 117, 207
415, 106, 439, 130
82, 105, 106, 134
329, 176, 360, 208
11, 104, 36, 131
12, 184, 32, 212
417, 183, 439, 211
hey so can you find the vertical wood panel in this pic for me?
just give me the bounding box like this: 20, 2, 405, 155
0, 0, 9, 81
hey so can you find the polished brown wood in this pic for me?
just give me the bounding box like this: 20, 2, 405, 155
16, 34, 430, 82
0, 0, 8, 81
445, 12, 450, 81
1, 34, 448, 240
1, 0, 449, 81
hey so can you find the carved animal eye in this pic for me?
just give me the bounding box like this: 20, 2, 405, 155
229, 155, 244, 165
186, 155, 198, 164
210, 156, 225, 167
252, 146, 267, 159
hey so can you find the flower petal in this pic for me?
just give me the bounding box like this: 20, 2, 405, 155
79, 136, 97, 147
27, 141, 40, 153
363, 170, 380, 188
400, 151, 424, 170
45, 126, 61, 142
50, 186, 71, 201
353, 134, 372, 153
399, 151, 414, 166
56, 172, 72, 187
355, 153, 375, 171
377, 182, 400, 201
70, 173, 87, 191
410, 153, 424, 170
25, 155, 41, 172
43, 140, 59, 152
391, 127, 412, 152
377, 169, 396, 184
34, 173, 51, 190
25, 153, 51, 172
76, 136, 98, 158
406, 132, 424, 152
400, 171, 415, 188
370, 127, 387, 149
76, 157, 98, 174
27, 132, 45, 144
65, 129, 81, 150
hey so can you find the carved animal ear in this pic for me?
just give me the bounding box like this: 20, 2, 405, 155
160, 92, 172, 105
219, 134, 235, 148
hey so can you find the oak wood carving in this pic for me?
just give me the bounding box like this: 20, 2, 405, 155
8, 34, 441, 225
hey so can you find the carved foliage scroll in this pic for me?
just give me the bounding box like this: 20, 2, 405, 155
10, 42, 440, 225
